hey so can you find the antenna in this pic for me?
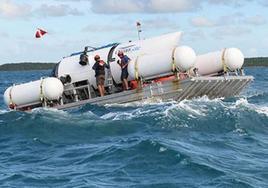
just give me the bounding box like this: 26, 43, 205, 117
136, 21, 142, 40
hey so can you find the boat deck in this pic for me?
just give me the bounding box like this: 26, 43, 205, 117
55, 75, 253, 110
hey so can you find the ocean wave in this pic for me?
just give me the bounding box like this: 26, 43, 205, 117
0, 109, 9, 114
233, 98, 268, 117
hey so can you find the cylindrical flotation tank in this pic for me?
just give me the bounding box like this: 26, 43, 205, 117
57, 32, 183, 86
127, 46, 196, 80
110, 32, 182, 83
193, 48, 244, 76
4, 77, 64, 107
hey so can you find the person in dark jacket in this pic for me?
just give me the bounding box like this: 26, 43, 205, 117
92, 55, 110, 97
117, 51, 130, 90
79, 47, 89, 66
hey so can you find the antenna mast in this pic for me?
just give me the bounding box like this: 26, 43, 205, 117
136, 21, 142, 40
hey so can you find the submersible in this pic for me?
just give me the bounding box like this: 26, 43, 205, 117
3, 32, 253, 111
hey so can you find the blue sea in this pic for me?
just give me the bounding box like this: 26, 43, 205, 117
0, 67, 267, 188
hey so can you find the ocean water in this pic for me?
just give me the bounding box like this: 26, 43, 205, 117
0, 67, 267, 188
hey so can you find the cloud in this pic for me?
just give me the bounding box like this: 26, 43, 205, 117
242, 15, 266, 25
0, 0, 32, 19
148, 0, 202, 13
35, 4, 83, 17
248, 47, 258, 56
0, 1, 83, 19
190, 14, 240, 28
90, 0, 143, 14
0, 32, 9, 38
87, 0, 258, 14
3, 0, 259, 17
82, 17, 179, 32
206, 0, 253, 7
191, 17, 215, 27
141, 17, 180, 30
185, 29, 207, 41
213, 26, 251, 39
258, 0, 268, 6
90, 0, 202, 14
191, 13, 266, 28
82, 24, 131, 33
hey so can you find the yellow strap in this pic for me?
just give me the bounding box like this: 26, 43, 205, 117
171, 47, 177, 73
40, 78, 44, 102
221, 48, 228, 73
9, 86, 15, 105
134, 56, 139, 80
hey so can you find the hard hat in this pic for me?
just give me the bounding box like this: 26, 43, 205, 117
94, 55, 100, 61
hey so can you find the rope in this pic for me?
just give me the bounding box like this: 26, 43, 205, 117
221, 48, 228, 73
171, 47, 177, 73
9, 86, 15, 105
40, 78, 45, 102
134, 56, 140, 80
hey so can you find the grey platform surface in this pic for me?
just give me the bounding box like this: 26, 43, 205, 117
55, 75, 253, 110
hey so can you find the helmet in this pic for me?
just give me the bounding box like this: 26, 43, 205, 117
94, 55, 100, 61
118, 51, 124, 57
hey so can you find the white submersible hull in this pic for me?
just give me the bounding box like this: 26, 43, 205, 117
3, 31, 253, 111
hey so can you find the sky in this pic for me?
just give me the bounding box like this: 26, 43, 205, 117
0, 0, 267, 64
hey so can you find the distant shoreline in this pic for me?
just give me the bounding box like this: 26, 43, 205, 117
0, 63, 56, 71
0, 57, 267, 71
244, 57, 268, 67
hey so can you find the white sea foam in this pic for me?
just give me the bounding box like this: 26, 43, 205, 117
163, 100, 207, 118
31, 107, 66, 114
255, 106, 268, 117
104, 98, 171, 108
159, 147, 167, 153
232, 98, 268, 117
101, 111, 136, 120
235, 98, 249, 107
190, 96, 224, 103
101, 107, 161, 120
233, 124, 248, 136
0, 109, 9, 114
100, 112, 121, 120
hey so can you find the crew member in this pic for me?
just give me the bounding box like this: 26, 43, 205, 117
117, 51, 130, 90
92, 55, 110, 97
79, 47, 89, 66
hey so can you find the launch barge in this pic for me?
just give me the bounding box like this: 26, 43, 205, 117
55, 75, 253, 111
3, 32, 254, 111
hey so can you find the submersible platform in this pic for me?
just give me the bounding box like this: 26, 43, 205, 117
3, 31, 254, 111
56, 75, 253, 110
8, 73, 253, 111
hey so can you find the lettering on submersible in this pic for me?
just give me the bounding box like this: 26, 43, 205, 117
117, 45, 141, 54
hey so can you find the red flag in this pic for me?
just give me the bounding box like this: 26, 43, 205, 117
136, 22, 142, 32
35, 28, 47, 38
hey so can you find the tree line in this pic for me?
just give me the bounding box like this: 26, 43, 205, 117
0, 63, 56, 71
244, 57, 268, 67
0, 58, 267, 71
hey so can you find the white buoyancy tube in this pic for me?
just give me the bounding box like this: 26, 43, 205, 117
4, 77, 64, 107
193, 48, 244, 76
127, 46, 196, 80
57, 32, 183, 86
57, 47, 111, 87
106, 32, 183, 84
